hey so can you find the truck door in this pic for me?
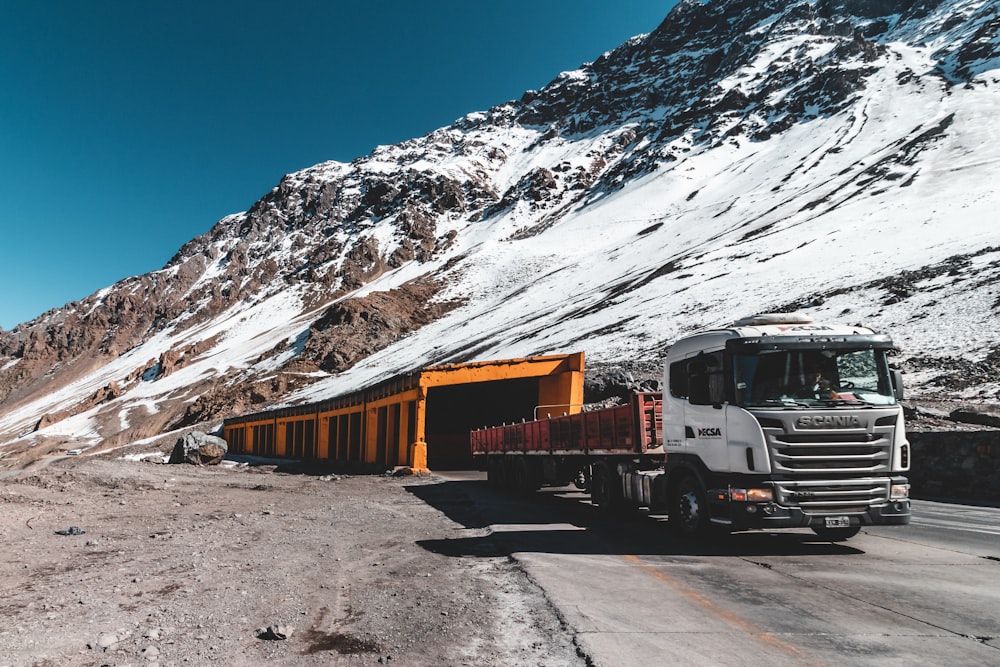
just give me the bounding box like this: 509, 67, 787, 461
682, 350, 729, 471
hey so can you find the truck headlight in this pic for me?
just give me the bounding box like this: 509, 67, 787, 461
890, 484, 910, 500
730, 488, 773, 502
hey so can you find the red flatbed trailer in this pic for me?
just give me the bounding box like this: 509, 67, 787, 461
470, 392, 663, 502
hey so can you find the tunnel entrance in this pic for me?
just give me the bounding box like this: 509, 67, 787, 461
425, 377, 540, 469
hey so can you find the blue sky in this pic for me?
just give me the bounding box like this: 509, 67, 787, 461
0, 1, 677, 330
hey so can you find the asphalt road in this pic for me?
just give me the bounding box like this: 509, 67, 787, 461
426, 472, 1000, 667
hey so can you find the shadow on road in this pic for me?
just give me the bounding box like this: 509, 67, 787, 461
406, 478, 865, 559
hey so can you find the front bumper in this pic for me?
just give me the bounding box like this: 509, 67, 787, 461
717, 499, 911, 531
709, 477, 912, 531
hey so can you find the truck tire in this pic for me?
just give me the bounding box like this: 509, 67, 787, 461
590, 463, 624, 514
489, 455, 507, 489
486, 455, 500, 487
501, 456, 516, 491
512, 457, 539, 494
670, 472, 709, 536
810, 525, 861, 541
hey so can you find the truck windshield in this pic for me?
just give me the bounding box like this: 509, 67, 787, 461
733, 347, 896, 408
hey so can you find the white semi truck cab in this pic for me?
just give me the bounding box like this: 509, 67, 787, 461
657, 313, 910, 540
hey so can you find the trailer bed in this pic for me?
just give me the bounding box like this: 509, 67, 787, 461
470, 392, 662, 456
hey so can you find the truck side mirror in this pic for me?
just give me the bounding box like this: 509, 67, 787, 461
891, 369, 904, 401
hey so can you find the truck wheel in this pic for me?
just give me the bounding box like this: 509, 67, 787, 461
671, 473, 708, 535
590, 463, 624, 514
810, 525, 861, 541
501, 456, 515, 491
491, 456, 508, 489
486, 456, 500, 487
512, 457, 539, 494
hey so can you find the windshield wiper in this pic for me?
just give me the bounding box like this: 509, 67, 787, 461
819, 398, 870, 407
753, 399, 812, 408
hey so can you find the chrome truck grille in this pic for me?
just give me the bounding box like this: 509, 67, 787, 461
771, 432, 891, 472
761, 415, 895, 475
757, 410, 899, 512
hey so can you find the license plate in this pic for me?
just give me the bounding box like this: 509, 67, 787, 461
825, 516, 850, 528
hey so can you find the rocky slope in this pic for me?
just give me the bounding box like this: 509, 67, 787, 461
1, 0, 999, 460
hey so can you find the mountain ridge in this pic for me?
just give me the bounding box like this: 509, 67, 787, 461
1, 0, 998, 458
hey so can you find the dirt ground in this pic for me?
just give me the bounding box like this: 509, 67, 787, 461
0, 456, 585, 667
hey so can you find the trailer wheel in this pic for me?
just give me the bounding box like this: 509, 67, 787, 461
486, 456, 499, 487
590, 463, 624, 514
810, 525, 861, 542
512, 457, 539, 494
670, 473, 709, 536
488, 456, 506, 489
502, 456, 519, 491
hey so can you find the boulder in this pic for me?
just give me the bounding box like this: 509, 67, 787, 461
169, 430, 228, 465
949, 405, 1000, 429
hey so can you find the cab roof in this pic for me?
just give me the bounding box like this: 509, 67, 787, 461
726, 313, 876, 338
667, 313, 882, 359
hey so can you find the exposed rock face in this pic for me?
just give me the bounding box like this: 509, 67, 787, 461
1, 0, 998, 456
297, 279, 461, 374
170, 278, 460, 429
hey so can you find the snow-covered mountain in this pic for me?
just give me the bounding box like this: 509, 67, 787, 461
2, 0, 999, 458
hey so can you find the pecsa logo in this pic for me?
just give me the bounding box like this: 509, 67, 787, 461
796, 415, 863, 429
698, 427, 722, 438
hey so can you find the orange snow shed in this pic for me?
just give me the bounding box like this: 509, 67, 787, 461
222, 352, 585, 470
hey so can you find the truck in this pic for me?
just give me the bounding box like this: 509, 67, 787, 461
470, 313, 911, 540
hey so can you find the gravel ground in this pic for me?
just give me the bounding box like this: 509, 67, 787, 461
0, 457, 585, 667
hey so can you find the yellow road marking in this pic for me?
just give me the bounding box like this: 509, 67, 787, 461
623, 554, 811, 661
